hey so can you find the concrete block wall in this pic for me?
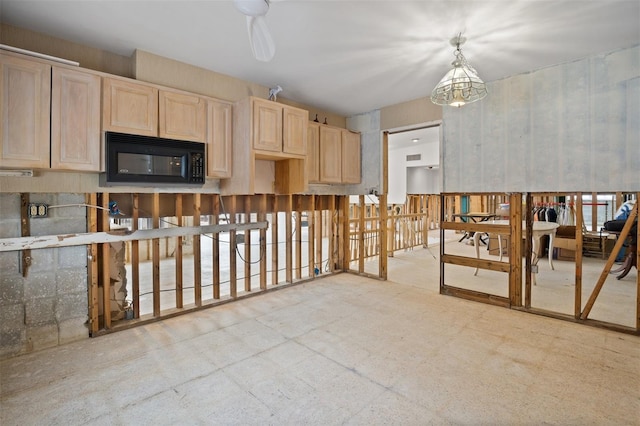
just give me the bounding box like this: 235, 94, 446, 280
0, 193, 89, 359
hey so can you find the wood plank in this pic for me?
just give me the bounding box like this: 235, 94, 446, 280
0, 221, 268, 251
524, 193, 532, 308
244, 196, 252, 292
329, 195, 336, 272
379, 193, 388, 280
152, 193, 160, 317
442, 254, 511, 273
315, 207, 322, 276
580, 203, 638, 320
227, 195, 237, 298
441, 221, 511, 234
272, 204, 279, 285
441, 285, 511, 308
259, 194, 267, 290
575, 193, 583, 319
212, 195, 221, 299
193, 193, 202, 306
340, 195, 348, 270
100, 193, 111, 328
509, 193, 522, 307
175, 194, 183, 309
358, 195, 365, 273
87, 193, 99, 334
308, 195, 315, 279
19, 194, 30, 278
131, 194, 140, 319
295, 196, 302, 280
285, 194, 293, 283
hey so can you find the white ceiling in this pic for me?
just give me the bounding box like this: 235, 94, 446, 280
1, 0, 639, 120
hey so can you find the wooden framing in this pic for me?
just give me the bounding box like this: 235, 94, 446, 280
439, 191, 640, 335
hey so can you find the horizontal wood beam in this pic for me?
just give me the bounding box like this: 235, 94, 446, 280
0, 221, 269, 252
442, 254, 511, 273
442, 222, 511, 234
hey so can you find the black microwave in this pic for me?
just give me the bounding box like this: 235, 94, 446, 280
101, 132, 206, 186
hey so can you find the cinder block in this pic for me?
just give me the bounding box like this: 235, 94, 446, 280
58, 317, 88, 345
0, 251, 21, 278
56, 269, 88, 294
29, 217, 57, 236
25, 297, 56, 326
56, 293, 88, 321
0, 303, 25, 331
27, 323, 59, 351
57, 245, 88, 269
0, 330, 26, 359
0, 275, 24, 304
0, 218, 20, 238
24, 272, 56, 299
27, 248, 55, 273
0, 194, 21, 220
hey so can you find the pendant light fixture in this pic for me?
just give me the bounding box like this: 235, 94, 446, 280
431, 34, 487, 107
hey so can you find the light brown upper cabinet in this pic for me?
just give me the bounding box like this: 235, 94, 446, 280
319, 125, 342, 183
311, 123, 361, 185
159, 89, 206, 143
206, 99, 232, 178
103, 77, 158, 137
341, 129, 361, 184
307, 122, 320, 183
221, 96, 308, 195
252, 97, 307, 155
0, 53, 51, 168
51, 66, 101, 171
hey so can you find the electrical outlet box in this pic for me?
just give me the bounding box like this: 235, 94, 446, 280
28, 203, 48, 218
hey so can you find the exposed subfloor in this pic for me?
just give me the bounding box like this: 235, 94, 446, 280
1, 246, 639, 425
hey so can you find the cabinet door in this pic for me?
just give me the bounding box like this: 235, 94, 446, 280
341, 130, 361, 184
159, 90, 206, 142
0, 54, 51, 168
51, 67, 101, 171
252, 98, 282, 152
307, 122, 320, 183
103, 77, 158, 136
206, 99, 232, 178
282, 106, 307, 155
319, 126, 342, 183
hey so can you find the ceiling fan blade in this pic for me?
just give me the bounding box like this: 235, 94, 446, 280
246, 15, 275, 62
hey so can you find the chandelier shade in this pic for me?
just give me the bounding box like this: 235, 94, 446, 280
431, 35, 487, 107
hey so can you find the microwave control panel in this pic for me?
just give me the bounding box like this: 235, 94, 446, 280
190, 152, 205, 183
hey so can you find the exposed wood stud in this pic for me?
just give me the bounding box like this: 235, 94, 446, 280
358, 194, 365, 273
308, 195, 315, 279
100, 192, 111, 328
271, 200, 279, 286
329, 195, 336, 272
19, 194, 30, 278
581, 203, 637, 320
509, 193, 522, 307
152, 192, 160, 317
295, 195, 302, 280
213, 194, 221, 299
228, 195, 237, 298
193, 193, 202, 306
244, 195, 252, 292
575, 193, 583, 318
379, 193, 388, 280
259, 194, 267, 290
131, 194, 140, 318
175, 194, 183, 309
87, 193, 99, 334
285, 194, 293, 283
